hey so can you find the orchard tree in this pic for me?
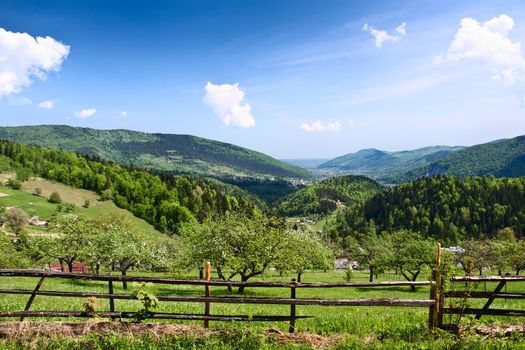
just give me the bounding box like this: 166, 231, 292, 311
344, 234, 393, 282
5, 207, 28, 236
280, 229, 334, 282
390, 231, 435, 290
180, 213, 303, 293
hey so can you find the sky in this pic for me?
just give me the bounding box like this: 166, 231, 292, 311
1, 0, 525, 159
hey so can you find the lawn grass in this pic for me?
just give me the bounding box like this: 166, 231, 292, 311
1, 269, 524, 349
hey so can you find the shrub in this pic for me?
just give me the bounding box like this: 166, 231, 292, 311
6, 179, 21, 190
48, 191, 62, 204
83, 199, 90, 208
33, 187, 42, 196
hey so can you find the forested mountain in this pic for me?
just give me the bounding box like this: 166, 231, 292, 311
323, 176, 525, 245
425, 135, 525, 178
276, 175, 383, 216
318, 146, 464, 183
0, 140, 263, 234
0, 125, 312, 180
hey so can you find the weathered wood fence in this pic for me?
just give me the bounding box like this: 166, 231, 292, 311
0, 268, 435, 332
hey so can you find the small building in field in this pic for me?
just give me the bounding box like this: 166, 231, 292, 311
50, 262, 89, 273
28, 216, 48, 227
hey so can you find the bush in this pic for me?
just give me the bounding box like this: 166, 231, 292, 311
6, 179, 21, 190
48, 191, 62, 204
63, 203, 76, 213
33, 187, 42, 196
83, 199, 90, 208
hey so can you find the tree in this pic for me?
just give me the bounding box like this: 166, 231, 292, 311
32, 215, 90, 272
48, 191, 62, 204
279, 229, 334, 282
5, 207, 28, 236
390, 231, 435, 291
179, 213, 300, 293
345, 234, 392, 282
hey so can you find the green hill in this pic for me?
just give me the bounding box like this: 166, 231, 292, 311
0, 125, 312, 180
426, 135, 525, 178
276, 175, 383, 217
319, 146, 464, 183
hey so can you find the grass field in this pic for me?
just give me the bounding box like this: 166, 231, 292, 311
0, 178, 165, 241
0, 269, 524, 349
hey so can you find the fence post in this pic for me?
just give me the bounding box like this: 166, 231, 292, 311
204, 261, 211, 328
21, 275, 46, 321
289, 278, 297, 333
108, 279, 115, 319
429, 242, 442, 329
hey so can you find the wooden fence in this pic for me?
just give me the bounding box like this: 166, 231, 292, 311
0, 268, 435, 333
441, 275, 525, 331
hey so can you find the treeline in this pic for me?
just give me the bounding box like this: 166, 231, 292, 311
324, 176, 525, 244
276, 175, 383, 216
0, 140, 260, 234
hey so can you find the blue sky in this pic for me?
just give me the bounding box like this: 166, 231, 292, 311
1, 0, 525, 158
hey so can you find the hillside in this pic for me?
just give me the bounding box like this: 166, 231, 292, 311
425, 136, 525, 178
318, 146, 464, 183
323, 176, 525, 244
0, 140, 263, 234
0, 125, 312, 180
276, 175, 383, 217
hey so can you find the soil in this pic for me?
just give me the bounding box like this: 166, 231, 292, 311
0, 321, 344, 349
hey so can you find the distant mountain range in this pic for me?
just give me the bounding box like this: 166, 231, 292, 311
317, 146, 464, 183
296, 135, 525, 183
0, 125, 312, 180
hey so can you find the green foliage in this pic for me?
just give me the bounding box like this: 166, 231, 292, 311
82, 296, 100, 314
276, 175, 383, 216
326, 176, 525, 244
0, 140, 262, 234
48, 191, 62, 203
0, 125, 313, 180
6, 178, 21, 190
130, 282, 159, 321
0, 232, 30, 268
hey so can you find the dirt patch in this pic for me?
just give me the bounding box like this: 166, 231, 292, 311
0, 321, 343, 348
0, 192, 9, 197
476, 323, 525, 338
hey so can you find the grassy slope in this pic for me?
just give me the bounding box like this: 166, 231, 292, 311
0, 125, 312, 180
0, 177, 165, 242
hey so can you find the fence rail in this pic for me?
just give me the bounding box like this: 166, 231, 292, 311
0, 268, 435, 332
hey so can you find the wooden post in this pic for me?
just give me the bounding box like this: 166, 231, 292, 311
204, 261, 211, 328
289, 278, 297, 333
21, 275, 46, 321
429, 242, 441, 329
108, 280, 115, 319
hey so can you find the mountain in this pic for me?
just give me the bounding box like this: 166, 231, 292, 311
318, 146, 464, 183
425, 135, 525, 178
276, 175, 383, 217
281, 158, 330, 169
0, 125, 312, 180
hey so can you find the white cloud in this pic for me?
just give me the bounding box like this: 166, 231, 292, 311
74, 107, 96, 119
203, 82, 255, 128
119, 111, 128, 117
7, 95, 31, 106
445, 14, 525, 85
0, 27, 69, 96
363, 22, 406, 48
38, 100, 55, 109
300, 120, 342, 132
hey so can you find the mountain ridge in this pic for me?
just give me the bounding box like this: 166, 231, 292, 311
0, 125, 312, 181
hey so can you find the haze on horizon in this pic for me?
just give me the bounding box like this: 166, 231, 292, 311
1, 0, 525, 159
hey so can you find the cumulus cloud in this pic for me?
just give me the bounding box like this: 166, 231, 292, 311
203, 82, 255, 128
445, 14, 525, 85
300, 120, 342, 132
75, 107, 96, 119
0, 27, 69, 96
363, 22, 406, 48
38, 100, 55, 109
